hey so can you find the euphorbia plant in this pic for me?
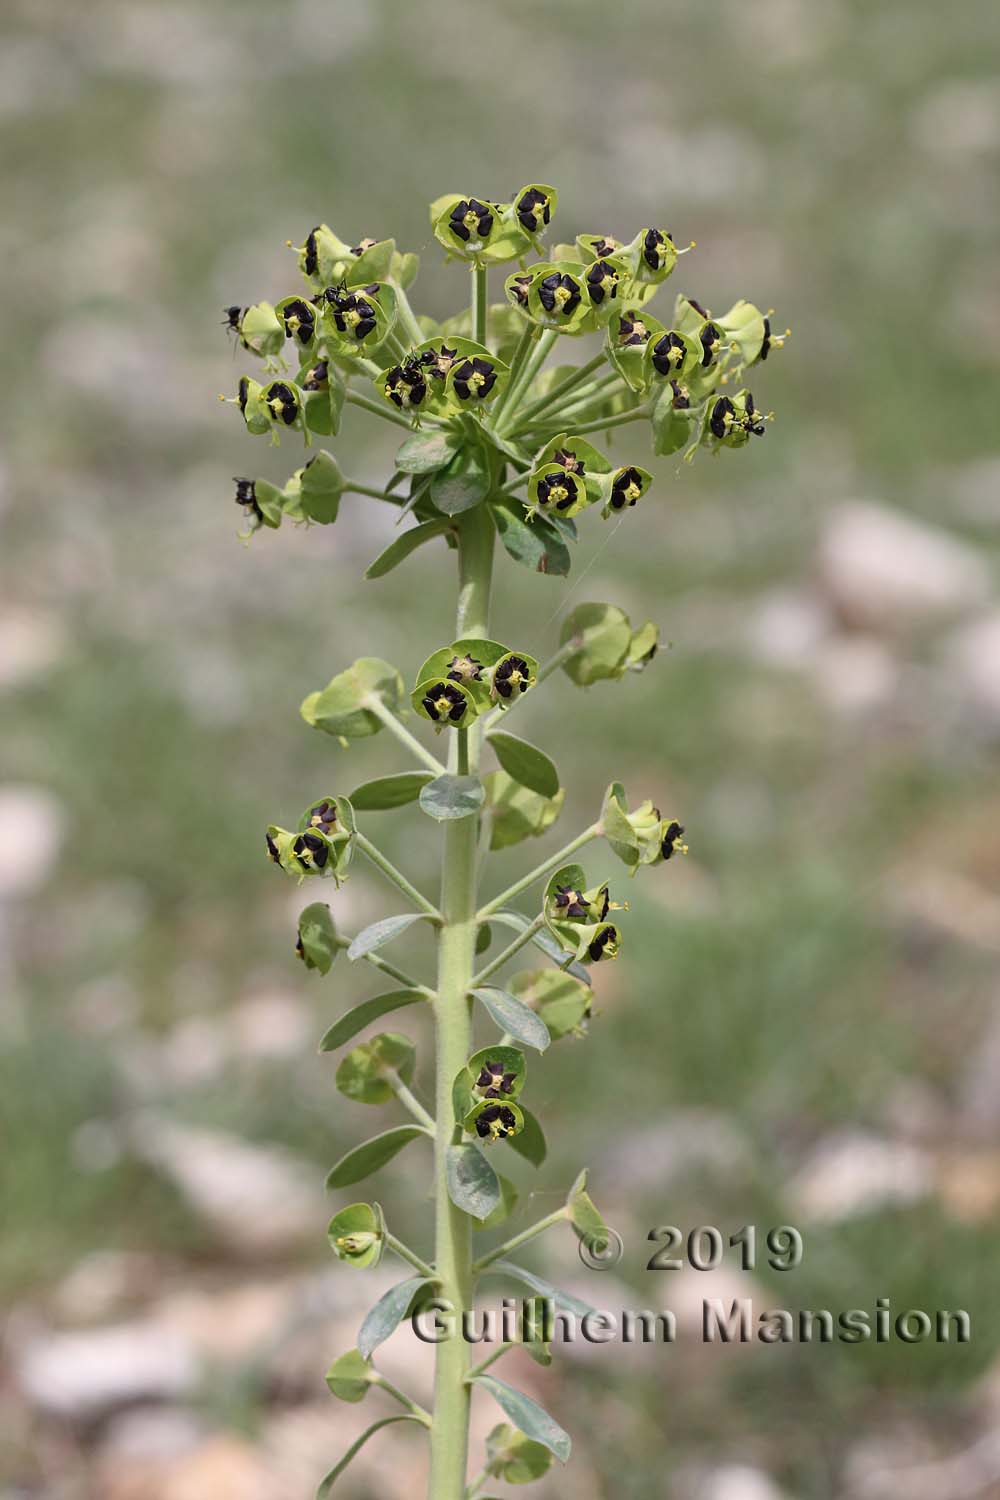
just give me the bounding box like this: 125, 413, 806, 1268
220, 184, 785, 1498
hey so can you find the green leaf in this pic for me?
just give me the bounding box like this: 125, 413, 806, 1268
365, 519, 450, 579
326, 1125, 425, 1188
508, 969, 591, 1042
316, 1415, 424, 1497
324, 1348, 376, 1403
486, 1421, 554, 1482
358, 1274, 435, 1360
319, 991, 425, 1052
347, 913, 428, 960
430, 444, 490, 516
348, 772, 434, 811
336, 1033, 416, 1105
472, 987, 550, 1053
475, 1173, 518, 1230
475, 921, 493, 955
486, 1259, 597, 1319
471, 1375, 571, 1465
467, 1044, 527, 1100
327, 1201, 385, 1268
297, 902, 339, 974
395, 429, 461, 474
566, 1167, 607, 1241
490, 909, 591, 984
483, 772, 564, 852
487, 731, 559, 798
492, 500, 571, 577
507, 1106, 547, 1168
558, 602, 633, 686
419, 774, 485, 821
446, 1143, 501, 1219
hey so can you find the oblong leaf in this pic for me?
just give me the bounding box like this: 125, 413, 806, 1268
348, 913, 428, 961
326, 1125, 425, 1188
471, 1375, 571, 1464
492, 500, 571, 577
365, 519, 450, 579
419, 774, 485, 821
316, 1414, 424, 1498
319, 991, 425, 1052
358, 1275, 434, 1360
431, 445, 490, 516
395, 429, 461, 474
485, 1259, 597, 1319
349, 772, 434, 811
472, 987, 551, 1053
487, 731, 559, 798
446, 1143, 501, 1219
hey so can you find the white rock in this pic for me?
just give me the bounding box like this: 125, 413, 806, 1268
232, 989, 311, 1061
697, 1464, 787, 1500
128, 1115, 322, 1256
0, 787, 62, 898
817, 502, 990, 633
943, 612, 1000, 733
15, 1320, 198, 1418
789, 1131, 933, 1222
746, 588, 832, 668
814, 636, 898, 717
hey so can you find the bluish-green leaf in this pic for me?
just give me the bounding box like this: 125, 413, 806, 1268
365, 519, 450, 579
492, 500, 571, 577
349, 772, 434, 810
446, 1143, 501, 1219
348, 913, 428, 961
319, 991, 426, 1052
358, 1275, 435, 1360
431, 445, 490, 516
316, 1415, 424, 1497
485, 1259, 597, 1319
471, 1375, 571, 1464
395, 429, 461, 474
326, 1125, 425, 1188
472, 987, 550, 1053
487, 731, 559, 798
419, 774, 485, 821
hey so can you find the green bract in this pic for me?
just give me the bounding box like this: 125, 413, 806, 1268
296, 901, 338, 973
336, 1033, 417, 1106
218, 180, 783, 1500
327, 1202, 386, 1268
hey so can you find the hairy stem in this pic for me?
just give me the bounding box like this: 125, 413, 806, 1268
470, 914, 545, 987
355, 832, 442, 919
428, 504, 494, 1500
384, 1231, 436, 1279
464, 1342, 513, 1381
374, 1376, 433, 1425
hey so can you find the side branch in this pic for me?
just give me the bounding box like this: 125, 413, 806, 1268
355, 832, 442, 920
477, 824, 602, 919
363, 695, 448, 776
470, 915, 546, 987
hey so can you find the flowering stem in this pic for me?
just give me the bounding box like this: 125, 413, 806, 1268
471, 1206, 568, 1274
363, 695, 448, 776
333, 935, 435, 996
469, 914, 545, 987
428, 504, 494, 1500
384, 1231, 436, 1279
472, 265, 488, 347
345, 479, 407, 505
478, 640, 578, 736
496, 329, 557, 435
491, 322, 535, 425
548, 405, 648, 437
355, 832, 442, 920
374, 1375, 433, 1426
345, 387, 417, 430
514, 351, 609, 427
464, 1343, 513, 1381
477, 824, 602, 919
386, 1072, 438, 1133
391, 280, 425, 349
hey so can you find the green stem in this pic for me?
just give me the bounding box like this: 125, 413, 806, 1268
334, 936, 434, 995
478, 824, 602, 919
374, 1375, 433, 1425
355, 832, 442, 920
496, 329, 557, 434
345, 479, 406, 505
345, 387, 417, 430
514, 351, 609, 427
385, 1231, 436, 1279
547, 405, 648, 438
490, 321, 534, 425
363, 695, 448, 776
472, 1207, 568, 1274
478, 640, 578, 737
472, 265, 488, 347
464, 1343, 513, 1381
387, 1074, 438, 1133
391, 280, 425, 348
428, 505, 494, 1500
470, 914, 545, 987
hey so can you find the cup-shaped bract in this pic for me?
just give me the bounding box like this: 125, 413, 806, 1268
296, 900, 339, 973
467, 1043, 527, 1102
507, 969, 592, 1042
703, 389, 769, 450
301, 658, 405, 742
327, 1201, 386, 1268
336, 1032, 416, 1105
464, 1098, 525, 1143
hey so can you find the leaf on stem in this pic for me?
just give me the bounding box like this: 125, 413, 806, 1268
365, 519, 451, 579
319, 991, 426, 1052
506, 1106, 547, 1168
492, 499, 571, 576
358, 1274, 435, 1360
316, 1414, 425, 1497
446, 1143, 501, 1219
419, 773, 485, 821
347, 913, 429, 960
326, 1125, 426, 1189
487, 731, 559, 799
470, 1375, 571, 1464
395, 429, 462, 474
349, 772, 434, 811
472, 987, 550, 1053
485, 1258, 597, 1319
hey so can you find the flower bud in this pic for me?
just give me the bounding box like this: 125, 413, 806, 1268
327, 1202, 385, 1269
606, 307, 667, 392
717, 300, 789, 368
296, 900, 338, 973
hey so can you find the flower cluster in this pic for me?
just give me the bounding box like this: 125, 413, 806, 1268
266, 793, 356, 883
411, 637, 537, 730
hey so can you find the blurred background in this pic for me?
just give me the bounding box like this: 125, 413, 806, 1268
2, 1, 999, 1496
